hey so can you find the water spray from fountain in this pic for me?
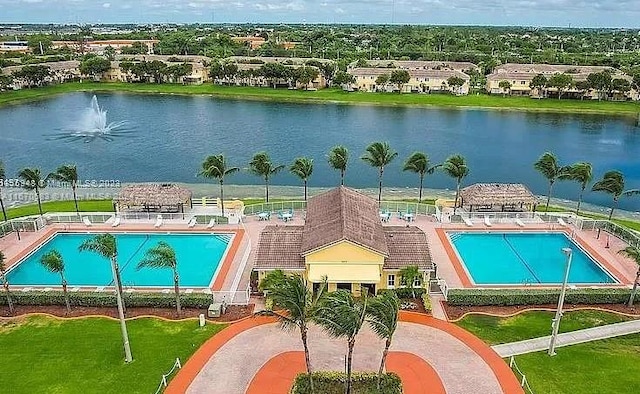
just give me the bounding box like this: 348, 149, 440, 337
47, 95, 134, 142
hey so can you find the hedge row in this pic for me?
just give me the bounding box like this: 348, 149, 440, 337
0, 291, 213, 308
447, 288, 638, 306
378, 287, 427, 299
292, 371, 402, 394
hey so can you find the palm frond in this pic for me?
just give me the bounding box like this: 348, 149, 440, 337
47, 164, 78, 187
618, 247, 640, 266
78, 233, 117, 260
443, 154, 469, 179
327, 145, 349, 171
17, 167, 44, 191
533, 152, 561, 181
290, 157, 314, 181
40, 250, 65, 274
592, 170, 625, 197
366, 291, 400, 340
0, 251, 5, 272
137, 241, 176, 271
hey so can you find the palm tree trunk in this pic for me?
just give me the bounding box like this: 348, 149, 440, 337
608, 199, 618, 220
265, 177, 269, 203
340, 170, 345, 186
346, 338, 355, 394
72, 185, 79, 216
301, 326, 314, 393
377, 338, 392, 390
61, 275, 71, 314
304, 180, 307, 201
378, 168, 383, 205
418, 174, 424, 203
545, 182, 554, 213
114, 261, 126, 315
110, 257, 132, 362
36, 188, 43, 216
453, 180, 461, 214
0, 191, 7, 221
2, 273, 14, 315
174, 269, 182, 315
576, 188, 585, 215
220, 180, 225, 218
628, 269, 640, 307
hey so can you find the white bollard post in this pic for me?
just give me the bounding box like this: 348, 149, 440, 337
199, 313, 206, 327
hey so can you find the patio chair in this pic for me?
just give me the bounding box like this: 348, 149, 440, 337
111, 217, 121, 228
484, 216, 493, 227
206, 218, 216, 229
557, 217, 568, 226
188, 217, 197, 228
154, 214, 163, 228
277, 210, 285, 220
463, 216, 473, 227
515, 218, 526, 227
82, 216, 93, 227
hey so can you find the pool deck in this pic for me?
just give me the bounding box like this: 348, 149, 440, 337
0, 222, 250, 295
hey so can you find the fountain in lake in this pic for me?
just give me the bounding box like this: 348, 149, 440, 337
47, 95, 134, 142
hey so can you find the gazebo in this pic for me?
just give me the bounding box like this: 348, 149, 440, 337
459, 183, 537, 212
114, 184, 192, 216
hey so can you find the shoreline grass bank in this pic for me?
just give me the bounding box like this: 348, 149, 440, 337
2, 82, 640, 116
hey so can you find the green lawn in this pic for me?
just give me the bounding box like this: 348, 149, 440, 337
2, 82, 639, 116
513, 334, 640, 394
5, 199, 114, 219
0, 316, 225, 394
456, 310, 632, 345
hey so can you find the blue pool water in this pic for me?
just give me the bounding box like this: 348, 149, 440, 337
449, 232, 616, 285
7, 233, 232, 287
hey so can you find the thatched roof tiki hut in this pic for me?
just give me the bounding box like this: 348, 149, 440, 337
114, 184, 192, 217
459, 183, 537, 212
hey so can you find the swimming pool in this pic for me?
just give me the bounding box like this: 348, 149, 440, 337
448, 232, 617, 285
7, 232, 232, 287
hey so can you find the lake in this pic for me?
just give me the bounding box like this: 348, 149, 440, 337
0, 92, 639, 211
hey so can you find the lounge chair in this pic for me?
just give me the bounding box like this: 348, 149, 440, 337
515, 218, 526, 227
82, 216, 93, 227
206, 218, 216, 229
111, 217, 121, 227
463, 216, 473, 227
558, 217, 568, 226
154, 214, 163, 228
188, 217, 197, 228
484, 216, 493, 227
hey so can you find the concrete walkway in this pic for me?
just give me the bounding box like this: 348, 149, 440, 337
493, 319, 640, 357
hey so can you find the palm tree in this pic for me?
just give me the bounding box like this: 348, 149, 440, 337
558, 162, 592, 215
17, 167, 46, 216
327, 145, 349, 186
361, 142, 398, 204
0, 160, 7, 221
618, 247, 640, 307
591, 171, 640, 220
398, 265, 422, 298
47, 164, 80, 216
40, 250, 71, 314
315, 289, 368, 394
290, 157, 314, 201
366, 291, 400, 390
248, 152, 285, 203
199, 155, 240, 218
78, 233, 132, 362
533, 152, 568, 212
402, 152, 441, 203
0, 251, 14, 315
257, 272, 326, 394
442, 154, 469, 214
137, 241, 181, 315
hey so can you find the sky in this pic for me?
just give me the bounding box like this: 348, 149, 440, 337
2, 0, 640, 28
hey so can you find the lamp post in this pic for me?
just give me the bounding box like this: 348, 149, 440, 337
548, 247, 573, 356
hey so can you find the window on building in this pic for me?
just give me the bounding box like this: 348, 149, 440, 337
387, 274, 395, 288
337, 283, 352, 292
413, 277, 421, 287
521, 81, 526, 85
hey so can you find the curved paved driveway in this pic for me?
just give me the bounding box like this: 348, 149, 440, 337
170, 313, 521, 394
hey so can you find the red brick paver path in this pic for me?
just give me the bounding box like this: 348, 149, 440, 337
166, 311, 523, 394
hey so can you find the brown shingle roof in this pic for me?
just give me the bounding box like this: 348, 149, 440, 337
301, 187, 389, 256
383, 226, 433, 270
253, 226, 305, 270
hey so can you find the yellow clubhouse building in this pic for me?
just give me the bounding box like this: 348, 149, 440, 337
253, 187, 433, 295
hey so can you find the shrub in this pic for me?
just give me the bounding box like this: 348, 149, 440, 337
422, 293, 432, 313
378, 287, 426, 299
0, 291, 213, 308
292, 371, 402, 394
447, 288, 638, 306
